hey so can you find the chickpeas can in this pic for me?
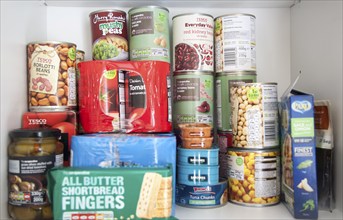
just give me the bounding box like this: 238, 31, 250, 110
231, 83, 279, 148
173, 72, 214, 129
216, 72, 257, 131
8, 128, 62, 220
227, 148, 280, 206
128, 6, 170, 63
215, 14, 256, 72
89, 10, 128, 61
27, 41, 77, 111
173, 13, 214, 72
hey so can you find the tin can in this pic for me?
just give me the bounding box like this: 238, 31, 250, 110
217, 131, 233, 152
227, 148, 280, 206
216, 72, 257, 131
173, 13, 214, 72
173, 72, 214, 129
215, 14, 256, 72
177, 164, 219, 186
176, 180, 228, 208
8, 128, 62, 220
89, 10, 128, 61
27, 41, 77, 111
128, 6, 170, 63
177, 147, 219, 166
230, 83, 279, 148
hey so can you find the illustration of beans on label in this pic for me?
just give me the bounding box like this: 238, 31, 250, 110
197, 79, 213, 113
175, 43, 200, 71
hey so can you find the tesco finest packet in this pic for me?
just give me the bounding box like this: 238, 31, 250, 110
22, 111, 77, 166
280, 75, 318, 219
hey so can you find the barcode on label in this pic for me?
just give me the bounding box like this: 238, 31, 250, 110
264, 120, 276, 141
224, 47, 236, 66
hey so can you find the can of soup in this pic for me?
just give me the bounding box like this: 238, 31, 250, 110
216, 71, 257, 131
227, 148, 280, 206
173, 71, 214, 129
128, 6, 170, 62
89, 9, 128, 61
173, 13, 214, 72
230, 83, 279, 148
27, 41, 77, 112
215, 14, 256, 72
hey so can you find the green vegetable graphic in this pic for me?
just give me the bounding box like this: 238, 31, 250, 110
300, 199, 315, 212
297, 160, 313, 169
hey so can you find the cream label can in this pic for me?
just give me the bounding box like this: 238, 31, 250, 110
173, 13, 214, 72
228, 148, 280, 206
230, 83, 279, 148
89, 10, 128, 61
27, 42, 77, 111
215, 14, 256, 72
173, 72, 214, 129
216, 72, 256, 131
128, 6, 170, 63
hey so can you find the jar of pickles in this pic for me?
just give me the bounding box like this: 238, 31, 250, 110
8, 128, 61, 220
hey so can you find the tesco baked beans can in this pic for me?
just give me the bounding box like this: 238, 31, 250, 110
228, 148, 280, 206
173, 72, 214, 129
27, 41, 77, 111
173, 13, 214, 72
89, 10, 128, 61
215, 14, 256, 72
128, 6, 170, 63
230, 83, 279, 148
216, 71, 257, 131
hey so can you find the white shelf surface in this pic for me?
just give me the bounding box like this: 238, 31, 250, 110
175, 203, 343, 219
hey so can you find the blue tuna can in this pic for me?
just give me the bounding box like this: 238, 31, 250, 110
177, 147, 219, 166
177, 164, 219, 185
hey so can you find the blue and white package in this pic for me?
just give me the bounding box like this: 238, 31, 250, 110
71, 133, 177, 214
177, 164, 219, 186
280, 76, 318, 219
177, 147, 219, 166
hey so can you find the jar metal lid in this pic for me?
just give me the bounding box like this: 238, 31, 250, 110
10, 128, 61, 139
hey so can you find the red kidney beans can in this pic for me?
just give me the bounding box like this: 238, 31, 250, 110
173, 13, 214, 72
215, 14, 256, 72
27, 41, 77, 112
89, 10, 128, 61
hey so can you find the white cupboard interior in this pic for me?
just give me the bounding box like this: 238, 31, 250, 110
1, 0, 342, 219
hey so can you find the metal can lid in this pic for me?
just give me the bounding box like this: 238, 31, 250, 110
89, 9, 126, 17
27, 41, 76, 47
10, 128, 61, 139
173, 71, 214, 76
216, 71, 257, 77
128, 5, 169, 13
172, 13, 213, 20
215, 13, 256, 20
227, 146, 280, 153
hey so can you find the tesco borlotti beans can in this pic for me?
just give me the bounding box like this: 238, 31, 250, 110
128, 6, 170, 63
230, 83, 279, 148
216, 71, 257, 131
173, 13, 214, 72
27, 41, 77, 112
227, 148, 280, 206
215, 14, 256, 72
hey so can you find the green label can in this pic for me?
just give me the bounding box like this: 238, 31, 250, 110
173, 72, 214, 129
128, 6, 170, 63
216, 72, 256, 131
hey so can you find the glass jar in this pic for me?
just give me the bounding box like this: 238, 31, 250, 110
8, 128, 61, 220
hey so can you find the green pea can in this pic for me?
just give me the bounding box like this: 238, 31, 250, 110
173, 72, 214, 129
216, 71, 257, 131
128, 6, 170, 63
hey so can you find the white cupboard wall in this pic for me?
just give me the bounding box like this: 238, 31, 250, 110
0, 1, 342, 219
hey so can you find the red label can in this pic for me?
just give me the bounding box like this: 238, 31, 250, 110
89, 10, 128, 61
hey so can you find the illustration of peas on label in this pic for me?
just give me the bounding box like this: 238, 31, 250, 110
30, 45, 60, 95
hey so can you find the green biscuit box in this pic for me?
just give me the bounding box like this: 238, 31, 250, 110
48, 166, 175, 220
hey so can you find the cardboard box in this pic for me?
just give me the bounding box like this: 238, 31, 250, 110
22, 111, 77, 166
48, 166, 175, 220
280, 77, 318, 219
71, 133, 176, 215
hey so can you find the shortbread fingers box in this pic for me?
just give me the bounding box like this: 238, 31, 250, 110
48, 166, 175, 220
280, 85, 318, 219
71, 133, 177, 215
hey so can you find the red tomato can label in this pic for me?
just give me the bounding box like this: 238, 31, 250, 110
215, 14, 256, 72
173, 13, 214, 72
78, 60, 172, 133
27, 41, 77, 112
89, 10, 128, 61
